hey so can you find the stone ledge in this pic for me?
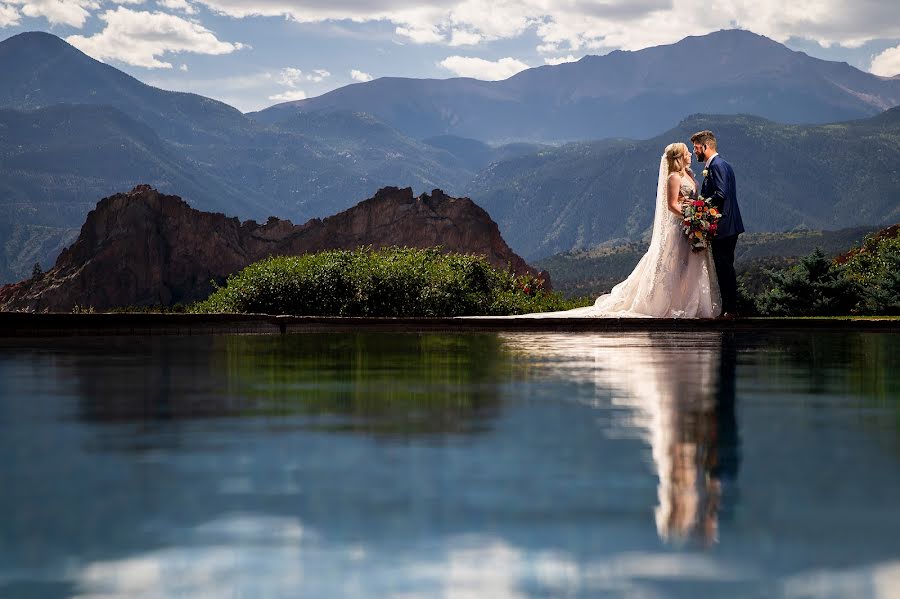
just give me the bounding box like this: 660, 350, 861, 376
0, 312, 897, 337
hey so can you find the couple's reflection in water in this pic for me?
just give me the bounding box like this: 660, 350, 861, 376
502, 331, 740, 547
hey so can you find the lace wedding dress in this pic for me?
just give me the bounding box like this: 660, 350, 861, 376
522, 156, 722, 319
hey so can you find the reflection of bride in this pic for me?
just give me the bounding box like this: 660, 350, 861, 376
514, 143, 722, 318
501, 332, 739, 545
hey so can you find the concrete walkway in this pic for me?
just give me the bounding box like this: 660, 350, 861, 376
1, 312, 898, 337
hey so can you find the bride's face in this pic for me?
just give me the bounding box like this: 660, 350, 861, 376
683, 149, 691, 166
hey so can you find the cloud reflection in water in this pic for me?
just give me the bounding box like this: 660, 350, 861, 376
74, 513, 753, 598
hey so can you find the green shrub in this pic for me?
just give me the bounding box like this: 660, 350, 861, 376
841, 231, 900, 315
191, 247, 587, 316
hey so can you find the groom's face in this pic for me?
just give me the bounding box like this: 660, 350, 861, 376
693, 142, 707, 162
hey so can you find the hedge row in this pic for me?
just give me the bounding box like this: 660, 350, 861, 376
191, 247, 588, 316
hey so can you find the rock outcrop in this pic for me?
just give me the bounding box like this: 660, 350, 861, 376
0, 185, 546, 312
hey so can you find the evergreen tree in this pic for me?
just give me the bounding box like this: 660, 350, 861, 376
31, 262, 43, 279
756, 248, 858, 316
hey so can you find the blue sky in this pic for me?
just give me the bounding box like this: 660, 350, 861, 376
1, 0, 899, 112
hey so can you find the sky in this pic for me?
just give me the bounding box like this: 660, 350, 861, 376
1, 0, 899, 113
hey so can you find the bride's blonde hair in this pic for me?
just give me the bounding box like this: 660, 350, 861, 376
664, 142, 689, 175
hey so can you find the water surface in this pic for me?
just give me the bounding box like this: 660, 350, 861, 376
1, 331, 898, 598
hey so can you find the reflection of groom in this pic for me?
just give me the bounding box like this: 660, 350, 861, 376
691, 130, 745, 318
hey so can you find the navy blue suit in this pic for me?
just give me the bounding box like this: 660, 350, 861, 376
700, 155, 744, 313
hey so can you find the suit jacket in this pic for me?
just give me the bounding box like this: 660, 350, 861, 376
701, 155, 745, 239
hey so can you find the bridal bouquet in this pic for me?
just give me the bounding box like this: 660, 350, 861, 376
681, 196, 722, 251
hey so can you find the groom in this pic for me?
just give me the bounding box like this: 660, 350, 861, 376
691, 130, 745, 318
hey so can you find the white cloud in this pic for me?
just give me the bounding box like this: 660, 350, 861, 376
157, 0, 197, 14
0, 4, 21, 27
179, 63, 188, 71
438, 55, 529, 80
544, 54, 578, 65
277, 67, 331, 87
277, 66, 303, 87
871, 44, 900, 77
448, 29, 482, 46
65, 6, 244, 68
6, 0, 99, 28
309, 68, 330, 82
268, 89, 307, 101
350, 69, 373, 82
394, 24, 443, 44
186, 0, 900, 56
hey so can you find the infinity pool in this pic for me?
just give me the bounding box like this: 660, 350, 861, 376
1, 331, 898, 598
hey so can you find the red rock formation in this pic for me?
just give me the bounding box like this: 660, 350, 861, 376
0, 185, 546, 311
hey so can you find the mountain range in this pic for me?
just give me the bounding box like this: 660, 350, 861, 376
252, 29, 900, 143
466, 108, 900, 258
1, 29, 899, 283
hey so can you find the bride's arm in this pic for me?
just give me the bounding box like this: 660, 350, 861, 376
666, 174, 684, 217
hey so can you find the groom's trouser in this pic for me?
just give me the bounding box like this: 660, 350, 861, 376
711, 234, 739, 313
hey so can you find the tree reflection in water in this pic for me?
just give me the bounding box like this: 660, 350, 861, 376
218, 333, 515, 436
499, 331, 740, 546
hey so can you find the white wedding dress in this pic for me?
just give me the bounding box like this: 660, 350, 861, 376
521, 156, 722, 319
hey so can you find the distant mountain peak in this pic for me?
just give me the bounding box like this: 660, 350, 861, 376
0, 30, 83, 57
249, 28, 900, 142
3, 30, 67, 44
689, 28, 776, 42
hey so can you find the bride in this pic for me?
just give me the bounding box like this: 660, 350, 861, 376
527, 142, 721, 319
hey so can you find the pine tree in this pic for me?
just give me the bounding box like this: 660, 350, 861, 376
756, 248, 858, 316
31, 262, 43, 279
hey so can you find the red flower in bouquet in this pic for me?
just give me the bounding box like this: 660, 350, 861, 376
681, 196, 723, 251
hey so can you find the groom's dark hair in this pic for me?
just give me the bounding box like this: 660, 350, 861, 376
691, 130, 717, 149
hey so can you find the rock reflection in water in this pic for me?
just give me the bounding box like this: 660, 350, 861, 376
500, 332, 740, 546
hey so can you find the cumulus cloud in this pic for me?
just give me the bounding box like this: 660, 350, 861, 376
66, 6, 244, 68
448, 29, 482, 46
350, 69, 373, 82
871, 45, 900, 77
268, 89, 307, 101
394, 24, 443, 44
6, 0, 99, 28
0, 4, 21, 27
438, 55, 529, 80
277, 67, 331, 87
544, 55, 578, 65
186, 0, 900, 55
277, 66, 303, 87
157, 0, 197, 14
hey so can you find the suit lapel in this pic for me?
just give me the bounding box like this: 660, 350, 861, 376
702, 156, 712, 195
702, 154, 716, 197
